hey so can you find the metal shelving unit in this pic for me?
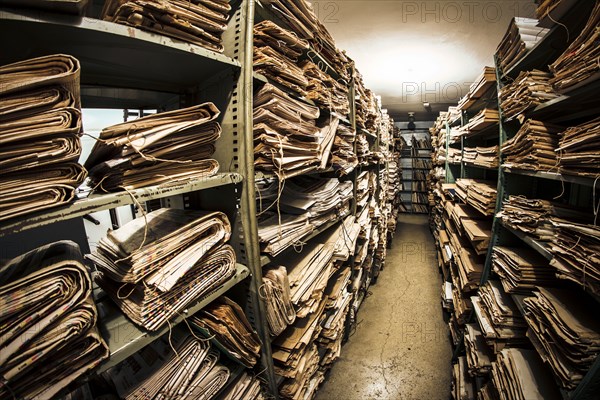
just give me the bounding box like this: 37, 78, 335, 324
399, 130, 431, 214
0, 0, 265, 395
467, 9, 598, 397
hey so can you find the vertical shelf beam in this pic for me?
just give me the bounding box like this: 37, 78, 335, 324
236, 1, 279, 398
480, 57, 507, 284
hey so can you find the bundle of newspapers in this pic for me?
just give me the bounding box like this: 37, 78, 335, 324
0, 241, 109, 399
0, 54, 86, 221
102, 0, 232, 52
85, 102, 222, 192
90, 208, 236, 331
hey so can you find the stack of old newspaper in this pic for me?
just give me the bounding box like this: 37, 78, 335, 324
85, 103, 222, 192
90, 208, 236, 331
0, 54, 87, 221
101, 0, 232, 52
0, 241, 109, 399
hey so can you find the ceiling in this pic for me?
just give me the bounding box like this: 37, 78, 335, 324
320, 0, 536, 121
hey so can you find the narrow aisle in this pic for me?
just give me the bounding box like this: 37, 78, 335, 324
317, 214, 452, 400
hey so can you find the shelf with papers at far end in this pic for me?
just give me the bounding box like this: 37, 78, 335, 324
0, 173, 243, 237
502, 166, 599, 188
0, 9, 241, 104
260, 217, 343, 267
95, 263, 250, 373
498, 220, 553, 261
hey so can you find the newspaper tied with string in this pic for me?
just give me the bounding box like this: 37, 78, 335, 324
330, 123, 358, 176
260, 0, 351, 81
0, 54, 87, 221
501, 119, 563, 171
257, 176, 352, 256
317, 266, 352, 372
101, 0, 232, 53
549, 2, 600, 92
555, 116, 600, 178
84, 102, 222, 192
0, 241, 109, 400
352, 66, 380, 133
273, 298, 326, 400
105, 327, 232, 400
300, 59, 350, 117
261, 266, 297, 337
253, 20, 310, 97
499, 69, 558, 121
253, 83, 339, 178
89, 208, 236, 331
218, 370, 265, 400
189, 296, 262, 369
550, 218, 600, 296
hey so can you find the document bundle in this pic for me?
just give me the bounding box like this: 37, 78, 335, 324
254, 20, 310, 97
555, 116, 600, 178
105, 329, 231, 399
101, 0, 232, 52
90, 209, 236, 331
491, 348, 560, 400
549, 3, 600, 91
524, 287, 600, 390
472, 280, 528, 351
492, 246, 557, 294
499, 70, 558, 120
456, 179, 497, 216
496, 17, 549, 73
501, 119, 563, 171
457, 67, 497, 112
0, 241, 109, 399
464, 323, 493, 376
190, 296, 262, 368
0, 54, 86, 221
257, 176, 352, 256
85, 103, 221, 192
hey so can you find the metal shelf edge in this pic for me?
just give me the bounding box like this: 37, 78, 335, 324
499, 221, 553, 261
0, 173, 242, 237
0, 9, 241, 68
96, 263, 250, 373
502, 167, 598, 188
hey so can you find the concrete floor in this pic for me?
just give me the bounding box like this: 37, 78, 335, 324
316, 214, 452, 400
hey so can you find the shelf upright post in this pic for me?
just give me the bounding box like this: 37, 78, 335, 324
234, 1, 279, 397
460, 110, 467, 179
344, 66, 359, 343
480, 56, 507, 285
349, 71, 358, 217
445, 120, 452, 183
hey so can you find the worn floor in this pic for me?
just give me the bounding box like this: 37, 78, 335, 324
316, 214, 452, 400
